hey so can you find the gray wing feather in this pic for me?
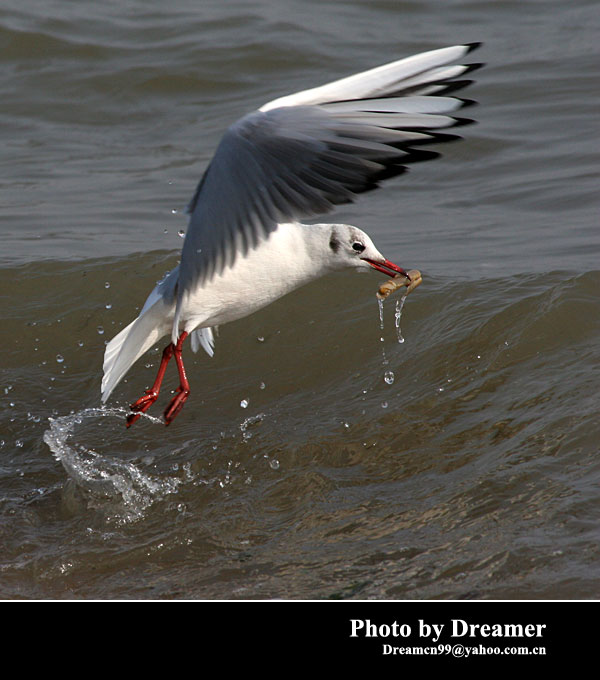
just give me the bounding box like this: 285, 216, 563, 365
180, 106, 381, 290
177, 45, 481, 314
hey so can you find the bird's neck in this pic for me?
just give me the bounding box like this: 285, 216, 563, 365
281, 222, 337, 282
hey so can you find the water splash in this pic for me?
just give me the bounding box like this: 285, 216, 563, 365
239, 413, 265, 442
43, 407, 181, 524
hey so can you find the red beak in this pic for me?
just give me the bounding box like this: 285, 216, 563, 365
363, 258, 410, 279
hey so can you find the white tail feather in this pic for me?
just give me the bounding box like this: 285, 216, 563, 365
101, 297, 173, 402
190, 327, 216, 357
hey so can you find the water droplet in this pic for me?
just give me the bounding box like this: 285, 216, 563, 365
257, 336, 265, 343
105, 303, 112, 310
240, 399, 249, 408
171, 209, 178, 215
77, 340, 84, 347
384, 370, 394, 385
394, 295, 406, 344
259, 382, 266, 390
104, 281, 110, 289
97, 326, 104, 335
163, 228, 169, 234
178, 229, 185, 238
56, 354, 64, 363
381, 401, 388, 409
240, 412, 264, 441
269, 459, 280, 470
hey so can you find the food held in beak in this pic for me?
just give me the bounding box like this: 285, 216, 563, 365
376, 269, 422, 300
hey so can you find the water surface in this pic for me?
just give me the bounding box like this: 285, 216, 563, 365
1, 0, 599, 599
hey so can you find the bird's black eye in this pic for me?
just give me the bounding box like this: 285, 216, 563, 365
352, 242, 365, 253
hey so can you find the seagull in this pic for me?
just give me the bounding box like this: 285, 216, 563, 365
101, 43, 481, 426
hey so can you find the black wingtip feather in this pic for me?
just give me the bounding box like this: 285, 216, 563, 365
456, 97, 477, 109
404, 132, 464, 147
401, 149, 442, 165
450, 116, 477, 128
464, 42, 482, 53
463, 62, 485, 75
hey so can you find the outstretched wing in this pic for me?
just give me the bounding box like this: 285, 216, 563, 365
178, 43, 481, 299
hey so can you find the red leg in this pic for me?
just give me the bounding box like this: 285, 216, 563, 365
164, 331, 190, 425
126, 331, 189, 427
126, 342, 175, 427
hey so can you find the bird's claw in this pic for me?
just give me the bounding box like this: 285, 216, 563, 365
164, 387, 190, 425
126, 389, 159, 428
